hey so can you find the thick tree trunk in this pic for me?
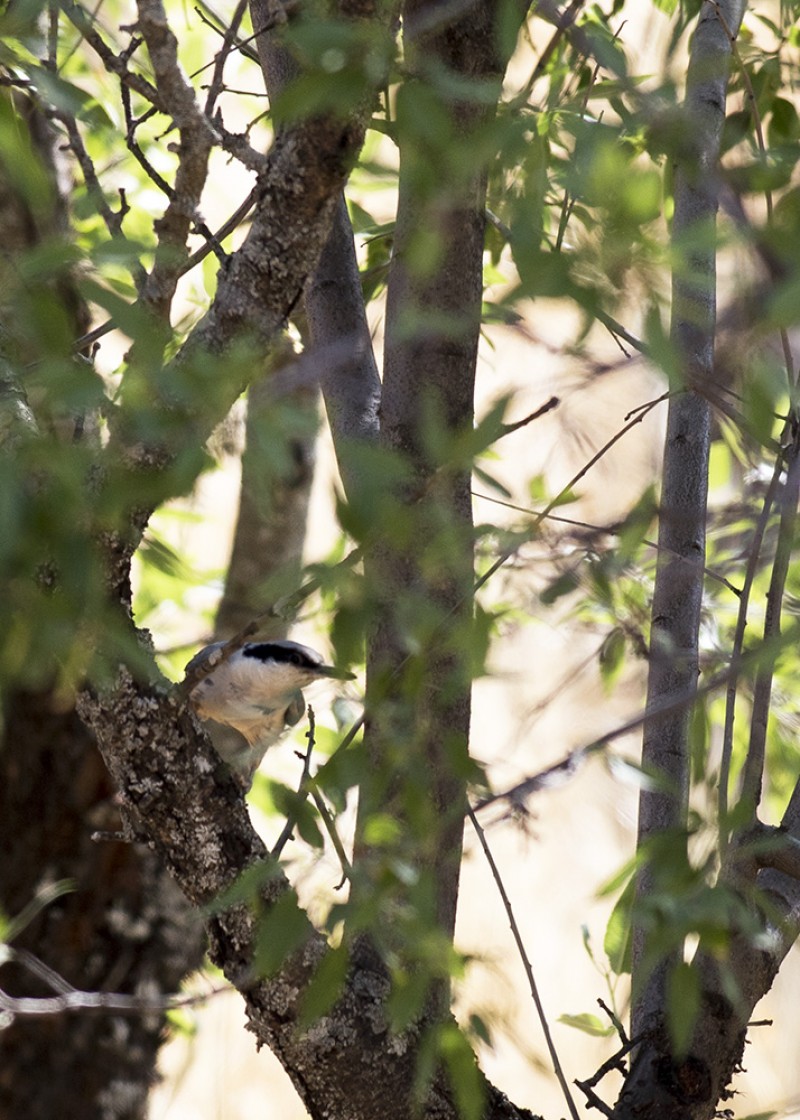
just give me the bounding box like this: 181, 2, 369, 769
0, 693, 204, 1120
0, 95, 205, 1120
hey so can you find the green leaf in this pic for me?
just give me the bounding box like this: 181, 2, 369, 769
599, 627, 626, 688
272, 784, 325, 849
558, 1012, 615, 1037
442, 1026, 484, 1120
604, 875, 635, 974
666, 961, 700, 1058
254, 891, 311, 977
389, 969, 431, 1031
769, 97, 800, 145
299, 943, 350, 1026
540, 571, 580, 605
467, 1012, 493, 1049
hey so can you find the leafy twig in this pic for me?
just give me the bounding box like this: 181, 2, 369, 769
472, 390, 671, 599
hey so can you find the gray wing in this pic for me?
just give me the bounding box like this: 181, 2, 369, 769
284, 690, 306, 727
184, 641, 225, 676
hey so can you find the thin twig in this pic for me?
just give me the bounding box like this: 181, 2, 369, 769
575, 1033, 638, 1116
597, 997, 628, 1045
303, 708, 352, 884
498, 396, 560, 436
740, 426, 800, 813
466, 805, 581, 1120
203, 0, 249, 116
470, 488, 741, 597
72, 188, 258, 352
472, 390, 671, 600
483, 211, 648, 356
271, 709, 352, 884
512, 0, 588, 108
555, 24, 602, 254
718, 449, 785, 846
476, 618, 800, 815
0, 946, 227, 1018
61, 0, 160, 105
55, 109, 126, 235
191, 0, 296, 72
271, 710, 318, 859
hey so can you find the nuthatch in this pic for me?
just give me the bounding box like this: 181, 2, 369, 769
185, 639, 354, 786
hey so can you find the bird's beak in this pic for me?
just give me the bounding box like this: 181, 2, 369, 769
317, 665, 357, 681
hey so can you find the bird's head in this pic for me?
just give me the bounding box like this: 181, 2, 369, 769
238, 640, 355, 692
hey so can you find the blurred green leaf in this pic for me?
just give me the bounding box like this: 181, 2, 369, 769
299, 943, 350, 1026
254, 891, 311, 977
666, 961, 700, 1058
604, 875, 635, 975
558, 1012, 615, 1037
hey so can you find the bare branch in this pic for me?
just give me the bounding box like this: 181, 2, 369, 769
739, 430, 800, 811
61, 0, 160, 106
72, 187, 259, 353
54, 110, 127, 235
467, 806, 580, 1120
0, 946, 225, 1019
719, 453, 786, 844
203, 0, 249, 116
252, 0, 382, 496
135, 0, 217, 318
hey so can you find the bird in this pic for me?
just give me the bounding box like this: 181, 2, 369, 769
184, 639, 355, 787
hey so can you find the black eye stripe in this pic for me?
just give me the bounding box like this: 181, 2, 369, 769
243, 643, 320, 671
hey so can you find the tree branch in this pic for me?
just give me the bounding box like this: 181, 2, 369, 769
739, 429, 800, 812
251, 0, 382, 499
135, 0, 217, 319
632, 0, 745, 1042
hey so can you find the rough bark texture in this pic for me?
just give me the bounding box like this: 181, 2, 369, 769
77, 669, 538, 1120
71, 1, 546, 1114
0, 693, 204, 1120
0, 95, 204, 1120
70, 1, 538, 1115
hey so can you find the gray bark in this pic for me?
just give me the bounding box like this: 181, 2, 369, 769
251, 0, 382, 499
76, 2, 542, 1115
0, 692, 204, 1120
216, 370, 318, 638
356, 0, 523, 951
633, 0, 746, 1040
0, 93, 204, 1120
77, 668, 538, 1120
